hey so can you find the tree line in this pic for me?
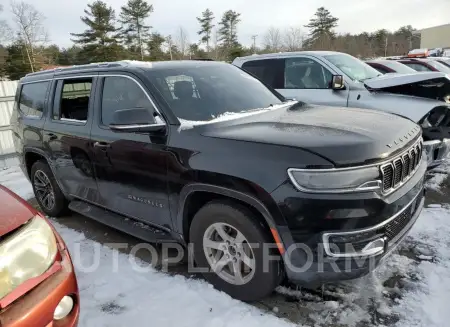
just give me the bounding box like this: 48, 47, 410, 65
0, 1, 421, 80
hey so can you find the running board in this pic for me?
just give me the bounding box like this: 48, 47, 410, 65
68, 200, 174, 243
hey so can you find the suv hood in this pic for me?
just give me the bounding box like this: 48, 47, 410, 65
200, 104, 421, 167
0, 186, 36, 236
364, 72, 450, 103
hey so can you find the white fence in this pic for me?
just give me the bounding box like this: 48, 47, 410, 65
0, 80, 19, 168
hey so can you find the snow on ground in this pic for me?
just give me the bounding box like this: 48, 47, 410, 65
0, 165, 34, 199
1, 164, 450, 327
54, 221, 297, 327
426, 159, 450, 192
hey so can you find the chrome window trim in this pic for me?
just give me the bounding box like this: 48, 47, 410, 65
322, 188, 423, 258
109, 123, 165, 130
21, 79, 54, 85
21, 74, 166, 126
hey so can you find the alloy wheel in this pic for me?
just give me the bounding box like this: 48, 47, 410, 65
203, 222, 256, 285
33, 170, 56, 210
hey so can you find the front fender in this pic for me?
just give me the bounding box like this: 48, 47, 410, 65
174, 182, 290, 245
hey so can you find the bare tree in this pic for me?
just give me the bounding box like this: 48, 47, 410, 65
210, 27, 227, 61
10, 1, 49, 72
283, 26, 304, 51
165, 35, 174, 60
0, 4, 12, 43
175, 26, 189, 58
263, 26, 282, 52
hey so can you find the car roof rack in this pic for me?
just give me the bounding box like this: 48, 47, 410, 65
25, 61, 129, 77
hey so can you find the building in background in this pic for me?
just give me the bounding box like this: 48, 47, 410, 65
420, 23, 450, 49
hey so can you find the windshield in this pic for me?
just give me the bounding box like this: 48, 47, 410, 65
427, 61, 450, 74
383, 61, 417, 74
147, 64, 284, 121
324, 54, 382, 82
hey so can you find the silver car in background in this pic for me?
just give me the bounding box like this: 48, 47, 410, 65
233, 51, 450, 168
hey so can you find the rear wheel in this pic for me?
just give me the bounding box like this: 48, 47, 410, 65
190, 201, 282, 301
31, 160, 68, 217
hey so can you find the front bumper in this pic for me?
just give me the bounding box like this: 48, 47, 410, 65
278, 188, 424, 286
0, 244, 79, 327
424, 138, 450, 168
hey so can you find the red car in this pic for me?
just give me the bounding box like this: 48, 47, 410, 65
397, 58, 450, 74
365, 59, 418, 74
0, 186, 79, 327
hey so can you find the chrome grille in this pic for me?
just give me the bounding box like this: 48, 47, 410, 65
381, 139, 423, 193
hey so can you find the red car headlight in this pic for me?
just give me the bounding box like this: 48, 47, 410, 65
0, 216, 57, 299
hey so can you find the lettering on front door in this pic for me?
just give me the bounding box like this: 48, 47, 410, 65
127, 195, 164, 208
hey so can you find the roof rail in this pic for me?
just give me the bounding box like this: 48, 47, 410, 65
26, 61, 128, 77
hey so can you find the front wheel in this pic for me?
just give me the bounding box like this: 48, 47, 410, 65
189, 201, 282, 301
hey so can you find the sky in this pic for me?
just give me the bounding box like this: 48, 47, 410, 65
2, 0, 449, 48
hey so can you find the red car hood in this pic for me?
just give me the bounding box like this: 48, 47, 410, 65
0, 186, 36, 237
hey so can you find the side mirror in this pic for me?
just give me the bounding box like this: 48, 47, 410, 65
331, 75, 345, 90
109, 108, 166, 133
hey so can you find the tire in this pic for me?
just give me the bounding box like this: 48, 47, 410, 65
189, 200, 282, 301
31, 160, 68, 217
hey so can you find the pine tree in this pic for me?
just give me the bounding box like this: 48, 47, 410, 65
5, 41, 34, 80
218, 10, 241, 48
147, 32, 167, 61
304, 7, 338, 49
70, 1, 123, 62
197, 9, 214, 51
120, 0, 153, 60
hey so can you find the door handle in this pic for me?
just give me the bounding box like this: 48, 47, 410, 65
46, 133, 57, 140
94, 141, 111, 150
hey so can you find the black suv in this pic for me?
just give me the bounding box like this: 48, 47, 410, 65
11, 60, 426, 301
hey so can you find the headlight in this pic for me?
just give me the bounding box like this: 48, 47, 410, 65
0, 216, 57, 299
287, 167, 381, 193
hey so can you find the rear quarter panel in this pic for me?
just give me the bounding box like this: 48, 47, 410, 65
10, 82, 49, 175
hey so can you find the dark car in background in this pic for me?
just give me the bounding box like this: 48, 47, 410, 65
366, 60, 417, 74
0, 186, 79, 327
11, 60, 426, 301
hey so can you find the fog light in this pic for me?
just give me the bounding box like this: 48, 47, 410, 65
54, 296, 74, 320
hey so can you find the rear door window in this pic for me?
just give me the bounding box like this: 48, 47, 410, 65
19, 81, 50, 118
241, 59, 284, 89
52, 78, 93, 123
